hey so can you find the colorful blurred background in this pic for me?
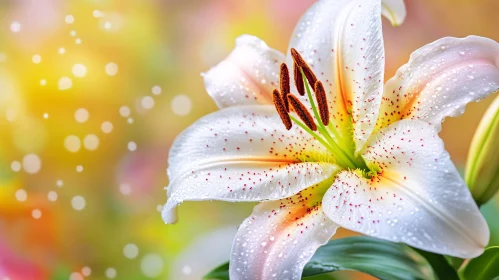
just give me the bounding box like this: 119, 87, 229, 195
1, 0, 499, 279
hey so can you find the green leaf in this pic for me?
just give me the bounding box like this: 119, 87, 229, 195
413, 249, 460, 280
460, 246, 499, 280
204, 236, 442, 280
303, 236, 437, 280
481, 200, 499, 247
204, 262, 229, 280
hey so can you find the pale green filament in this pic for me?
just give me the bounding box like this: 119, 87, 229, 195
300, 69, 359, 170
289, 115, 355, 169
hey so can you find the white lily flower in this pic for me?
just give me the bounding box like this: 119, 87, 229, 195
163, 0, 498, 279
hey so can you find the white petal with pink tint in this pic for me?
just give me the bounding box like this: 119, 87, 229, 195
203, 35, 284, 108
381, 0, 406, 26
323, 119, 488, 258
230, 187, 338, 280
378, 36, 499, 130
287, 0, 385, 153
163, 106, 339, 223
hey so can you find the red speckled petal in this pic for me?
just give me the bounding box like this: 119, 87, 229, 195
163, 105, 339, 223
203, 35, 285, 108
323, 119, 488, 258
230, 184, 338, 280
377, 36, 499, 131
287, 0, 385, 154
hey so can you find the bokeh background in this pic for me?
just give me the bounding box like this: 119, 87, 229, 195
0, 0, 499, 279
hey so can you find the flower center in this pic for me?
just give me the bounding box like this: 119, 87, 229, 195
273, 48, 374, 175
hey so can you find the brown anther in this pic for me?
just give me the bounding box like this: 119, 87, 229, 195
272, 89, 292, 130
290, 48, 317, 87
293, 63, 305, 96
287, 94, 317, 131
279, 63, 290, 112
314, 81, 330, 125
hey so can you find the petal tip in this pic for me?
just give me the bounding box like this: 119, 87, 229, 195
162, 205, 178, 224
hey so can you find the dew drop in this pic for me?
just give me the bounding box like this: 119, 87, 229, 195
140, 254, 163, 278
11, 161, 21, 172
93, 10, 104, 18
48, 191, 58, 202
58, 77, 73, 90
23, 154, 41, 174
105, 268, 117, 279
128, 141, 137, 151
32, 54, 42, 64
171, 95, 192, 116
72, 64, 87, 78
15, 189, 27, 202
10, 21, 21, 33
123, 243, 139, 259
69, 272, 83, 280
75, 108, 89, 123
119, 106, 130, 117
83, 134, 99, 151
65, 15, 75, 24
101, 121, 113, 133
152, 86, 162, 95
32, 209, 42, 219
71, 195, 86, 210
81, 266, 92, 277
141, 96, 155, 110
64, 135, 81, 153
105, 63, 118, 76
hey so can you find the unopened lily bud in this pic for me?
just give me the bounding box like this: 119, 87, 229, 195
381, 0, 407, 27
465, 95, 499, 205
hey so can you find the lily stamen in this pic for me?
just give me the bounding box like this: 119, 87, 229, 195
291, 48, 318, 88
280, 63, 290, 112
274, 49, 361, 170
299, 68, 359, 169
272, 89, 292, 130
293, 62, 305, 96
287, 94, 317, 131
314, 80, 330, 126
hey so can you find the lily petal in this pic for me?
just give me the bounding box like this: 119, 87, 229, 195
230, 185, 338, 280
288, 0, 384, 154
163, 105, 339, 223
377, 36, 499, 131
203, 35, 285, 108
322, 119, 489, 258
381, 0, 406, 27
